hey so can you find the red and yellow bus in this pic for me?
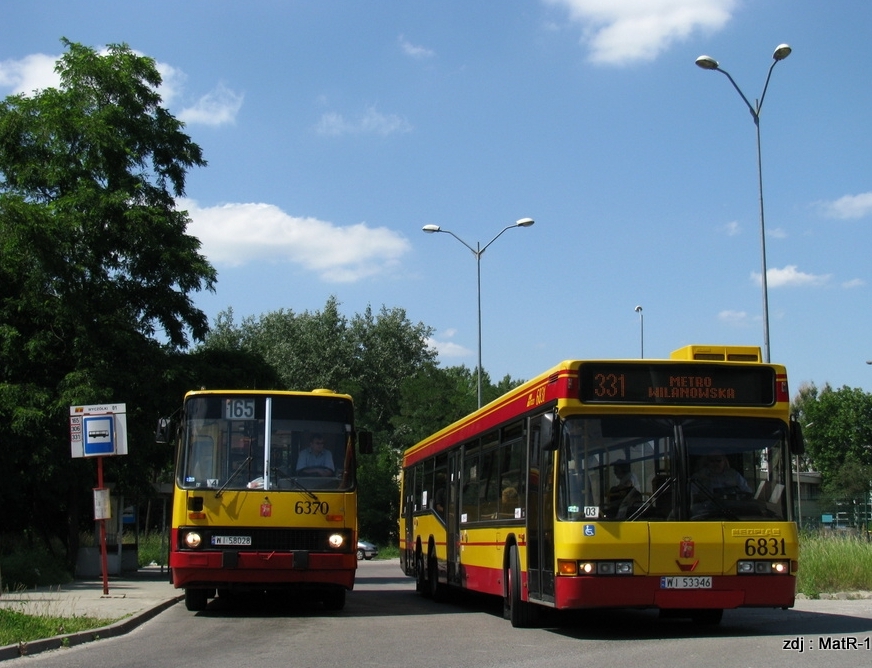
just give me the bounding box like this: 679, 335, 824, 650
165, 389, 371, 611
400, 345, 804, 626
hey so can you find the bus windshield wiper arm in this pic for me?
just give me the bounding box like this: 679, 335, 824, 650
288, 476, 319, 501
215, 456, 252, 498
627, 476, 673, 521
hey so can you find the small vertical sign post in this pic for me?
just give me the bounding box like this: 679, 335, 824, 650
70, 404, 128, 595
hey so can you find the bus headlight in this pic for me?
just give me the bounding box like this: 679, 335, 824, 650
571, 560, 633, 576
183, 531, 202, 548
328, 533, 345, 549
737, 560, 790, 575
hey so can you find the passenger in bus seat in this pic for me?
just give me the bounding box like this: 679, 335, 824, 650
501, 486, 519, 516
433, 473, 447, 517
295, 433, 335, 476
605, 461, 642, 518
691, 451, 752, 497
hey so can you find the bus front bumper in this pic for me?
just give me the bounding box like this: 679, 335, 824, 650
171, 551, 357, 590
553, 574, 796, 610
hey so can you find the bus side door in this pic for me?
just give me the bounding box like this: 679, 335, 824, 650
526, 412, 555, 603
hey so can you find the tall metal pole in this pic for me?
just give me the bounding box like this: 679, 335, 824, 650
696, 45, 791, 363
475, 242, 483, 408
635, 305, 643, 358
422, 219, 534, 408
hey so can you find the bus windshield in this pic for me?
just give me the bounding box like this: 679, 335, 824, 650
558, 416, 789, 522
179, 394, 356, 492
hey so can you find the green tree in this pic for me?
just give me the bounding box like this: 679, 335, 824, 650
0, 40, 215, 565
793, 383, 872, 481
793, 383, 872, 522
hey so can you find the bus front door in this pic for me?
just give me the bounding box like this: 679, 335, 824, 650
403, 469, 415, 575
447, 450, 461, 586
526, 413, 555, 603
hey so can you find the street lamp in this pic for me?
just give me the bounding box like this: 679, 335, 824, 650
695, 44, 792, 364
634, 305, 644, 358
422, 218, 535, 408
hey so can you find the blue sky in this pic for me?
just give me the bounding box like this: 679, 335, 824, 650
3, 1, 872, 395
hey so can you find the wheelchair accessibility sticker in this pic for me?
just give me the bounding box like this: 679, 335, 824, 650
584, 524, 596, 537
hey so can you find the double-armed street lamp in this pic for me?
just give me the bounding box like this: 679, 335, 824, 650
695, 44, 792, 364
422, 218, 535, 408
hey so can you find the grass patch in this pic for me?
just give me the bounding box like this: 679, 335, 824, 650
796, 530, 872, 598
0, 607, 115, 646
136, 531, 168, 568
374, 544, 399, 560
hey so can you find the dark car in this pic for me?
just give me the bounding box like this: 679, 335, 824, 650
357, 540, 378, 560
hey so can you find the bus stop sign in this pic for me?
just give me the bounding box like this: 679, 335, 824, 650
70, 403, 129, 458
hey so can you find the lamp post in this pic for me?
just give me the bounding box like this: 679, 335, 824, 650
422, 218, 535, 408
634, 305, 644, 358
695, 44, 792, 364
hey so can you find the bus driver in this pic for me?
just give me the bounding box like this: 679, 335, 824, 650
296, 433, 335, 477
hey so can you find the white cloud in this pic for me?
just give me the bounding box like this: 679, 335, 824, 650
0, 50, 241, 126
182, 199, 411, 283
768, 227, 787, 239
718, 310, 751, 326
315, 106, 412, 137
842, 278, 865, 289
0, 53, 59, 94
178, 83, 244, 127
425, 331, 472, 359
544, 0, 736, 65
816, 192, 872, 220
399, 35, 436, 59
752, 265, 831, 289
723, 221, 741, 236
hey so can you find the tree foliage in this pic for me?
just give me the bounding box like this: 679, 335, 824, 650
0, 40, 215, 563
792, 382, 872, 506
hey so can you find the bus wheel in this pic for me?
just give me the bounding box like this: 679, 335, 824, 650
416, 552, 429, 597
428, 555, 445, 602
322, 587, 346, 611
504, 546, 538, 628
691, 608, 723, 625
184, 588, 208, 612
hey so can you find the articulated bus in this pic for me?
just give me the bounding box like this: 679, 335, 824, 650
164, 389, 372, 611
400, 345, 805, 626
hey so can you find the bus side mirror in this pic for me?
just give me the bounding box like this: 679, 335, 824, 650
156, 418, 171, 444
542, 410, 560, 451
358, 431, 373, 455
789, 417, 806, 455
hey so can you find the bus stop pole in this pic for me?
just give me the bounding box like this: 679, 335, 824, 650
98, 456, 109, 595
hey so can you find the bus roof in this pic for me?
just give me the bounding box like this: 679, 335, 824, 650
403, 346, 786, 465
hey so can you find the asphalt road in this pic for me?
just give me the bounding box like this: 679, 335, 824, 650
7, 559, 872, 668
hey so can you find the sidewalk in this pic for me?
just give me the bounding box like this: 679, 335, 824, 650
0, 566, 182, 661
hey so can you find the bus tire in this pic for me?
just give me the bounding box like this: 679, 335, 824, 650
416, 551, 430, 597
504, 545, 538, 628
322, 587, 346, 611
184, 588, 208, 612
428, 554, 445, 602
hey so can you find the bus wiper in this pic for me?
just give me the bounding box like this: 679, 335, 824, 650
215, 456, 252, 498
627, 476, 673, 521
287, 476, 319, 501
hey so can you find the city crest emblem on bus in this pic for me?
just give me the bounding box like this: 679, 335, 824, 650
680, 538, 694, 559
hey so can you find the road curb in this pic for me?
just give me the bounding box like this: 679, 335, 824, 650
0, 595, 183, 662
